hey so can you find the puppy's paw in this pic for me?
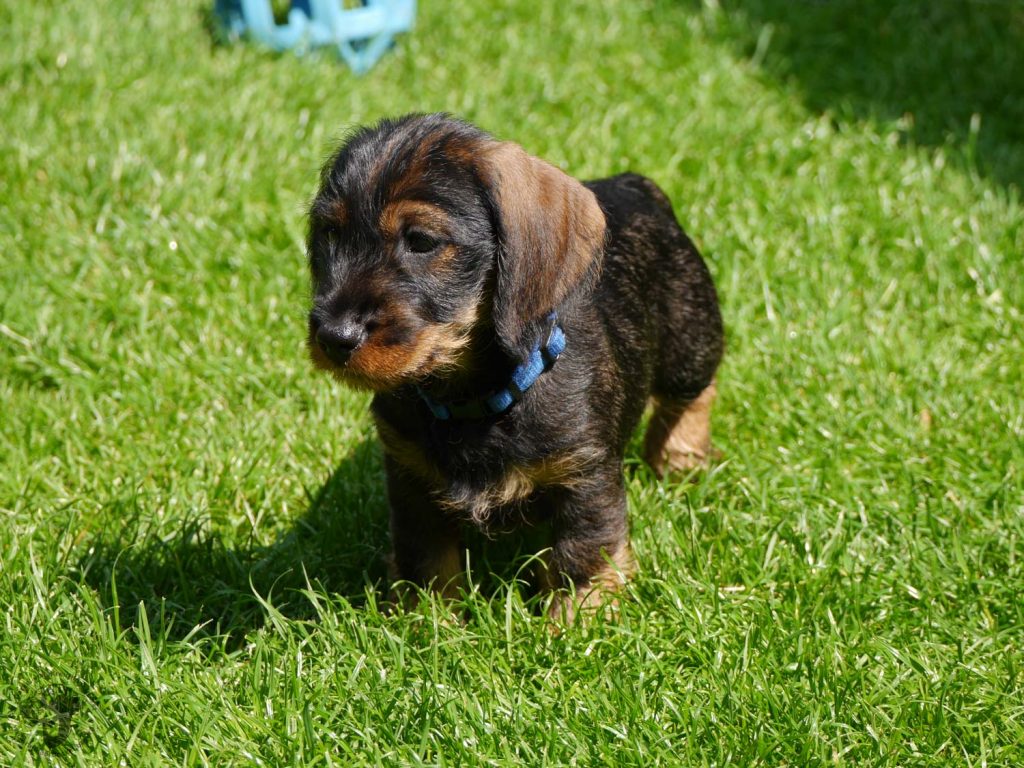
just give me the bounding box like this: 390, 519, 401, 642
543, 544, 635, 632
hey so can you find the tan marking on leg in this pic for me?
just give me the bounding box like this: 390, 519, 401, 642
545, 542, 635, 626
643, 380, 717, 477
386, 542, 466, 608
425, 543, 466, 600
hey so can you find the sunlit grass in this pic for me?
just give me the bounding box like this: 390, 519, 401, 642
1, 1, 1022, 764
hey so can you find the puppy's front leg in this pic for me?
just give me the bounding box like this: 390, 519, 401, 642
541, 475, 635, 623
384, 457, 465, 603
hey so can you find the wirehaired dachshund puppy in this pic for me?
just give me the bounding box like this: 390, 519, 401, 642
307, 114, 723, 620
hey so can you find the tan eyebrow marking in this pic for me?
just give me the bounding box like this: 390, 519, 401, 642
379, 200, 453, 239
327, 198, 347, 225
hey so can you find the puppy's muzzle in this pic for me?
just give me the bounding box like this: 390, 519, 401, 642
314, 315, 368, 366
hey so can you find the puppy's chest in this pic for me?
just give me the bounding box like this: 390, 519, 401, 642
374, 415, 592, 525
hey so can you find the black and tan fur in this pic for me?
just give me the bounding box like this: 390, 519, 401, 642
307, 114, 723, 620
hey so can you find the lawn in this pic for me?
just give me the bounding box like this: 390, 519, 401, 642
2, 0, 1023, 764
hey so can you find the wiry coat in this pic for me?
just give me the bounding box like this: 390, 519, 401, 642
307, 114, 723, 617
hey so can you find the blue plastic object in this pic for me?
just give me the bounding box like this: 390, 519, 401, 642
215, 0, 416, 73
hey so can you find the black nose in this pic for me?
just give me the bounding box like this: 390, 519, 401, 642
316, 319, 367, 366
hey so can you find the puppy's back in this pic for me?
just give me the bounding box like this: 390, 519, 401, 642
587, 172, 723, 406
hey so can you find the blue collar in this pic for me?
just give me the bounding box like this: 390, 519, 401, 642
417, 313, 566, 421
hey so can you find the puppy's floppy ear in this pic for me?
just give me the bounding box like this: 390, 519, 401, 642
478, 142, 606, 356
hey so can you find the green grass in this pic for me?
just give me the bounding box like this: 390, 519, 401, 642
2, 0, 1023, 764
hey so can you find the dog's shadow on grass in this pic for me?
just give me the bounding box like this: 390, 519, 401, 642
76, 439, 391, 646
74, 431, 675, 645
693, 0, 1024, 190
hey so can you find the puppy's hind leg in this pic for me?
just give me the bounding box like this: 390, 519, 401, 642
643, 380, 716, 478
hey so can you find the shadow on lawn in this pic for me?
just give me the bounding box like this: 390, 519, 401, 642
694, 0, 1024, 190
76, 439, 391, 645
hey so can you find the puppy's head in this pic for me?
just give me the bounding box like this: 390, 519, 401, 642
307, 113, 605, 391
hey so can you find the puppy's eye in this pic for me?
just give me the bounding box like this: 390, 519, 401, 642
404, 230, 441, 254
